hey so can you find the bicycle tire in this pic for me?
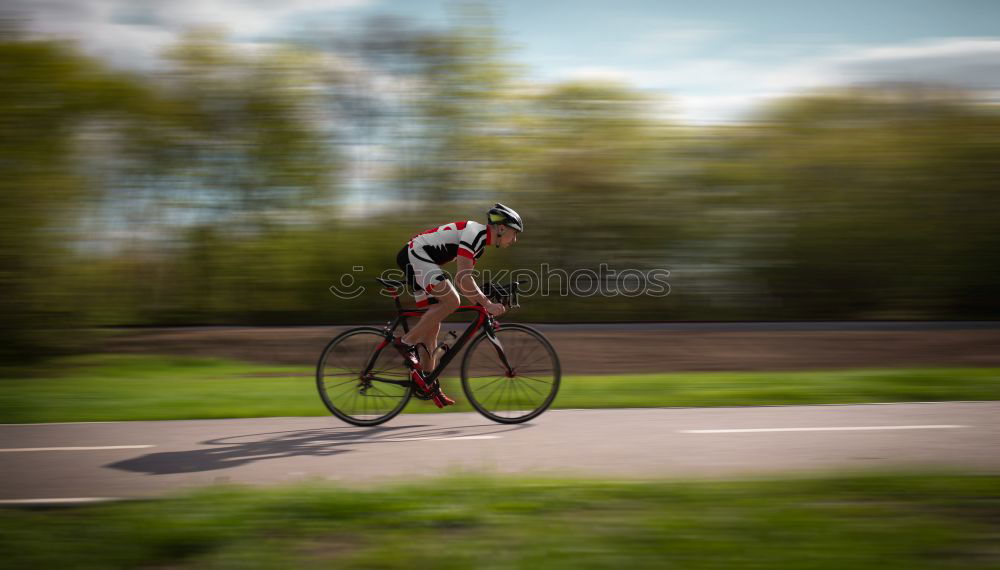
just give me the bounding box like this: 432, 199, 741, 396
460, 323, 561, 424
316, 326, 413, 426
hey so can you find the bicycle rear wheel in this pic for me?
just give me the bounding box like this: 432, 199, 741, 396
316, 327, 413, 426
460, 324, 560, 424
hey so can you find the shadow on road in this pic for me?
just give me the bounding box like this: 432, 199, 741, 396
105, 423, 529, 475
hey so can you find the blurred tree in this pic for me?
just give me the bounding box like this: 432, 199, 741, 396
0, 35, 153, 361
83, 31, 341, 324
409, 14, 519, 205
150, 30, 336, 232
693, 87, 1000, 318
524, 81, 674, 260
339, 9, 521, 207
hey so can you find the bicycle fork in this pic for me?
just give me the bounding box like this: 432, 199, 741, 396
483, 326, 516, 377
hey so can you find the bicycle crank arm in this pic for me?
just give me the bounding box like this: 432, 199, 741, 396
409, 369, 454, 408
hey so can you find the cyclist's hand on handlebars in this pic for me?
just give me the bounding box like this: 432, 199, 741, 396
484, 301, 506, 317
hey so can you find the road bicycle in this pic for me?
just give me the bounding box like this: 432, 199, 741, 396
316, 278, 561, 426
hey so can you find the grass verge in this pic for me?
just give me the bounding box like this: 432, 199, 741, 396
0, 355, 998, 423
2, 473, 999, 569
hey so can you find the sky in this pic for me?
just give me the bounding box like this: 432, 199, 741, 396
7, 0, 1000, 123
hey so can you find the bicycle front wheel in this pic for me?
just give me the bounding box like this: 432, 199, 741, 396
460, 324, 561, 424
316, 327, 413, 426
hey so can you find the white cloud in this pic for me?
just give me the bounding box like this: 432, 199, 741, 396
667, 93, 777, 125
560, 66, 633, 83
10, 0, 375, 69
555, 36, 1000, 124
831, 37, 1000, 90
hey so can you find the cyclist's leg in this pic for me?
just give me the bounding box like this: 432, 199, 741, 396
402, 280, 459, 367
413, 320, 440, 371
408, 283, 459, 406
412, 285, 462, 371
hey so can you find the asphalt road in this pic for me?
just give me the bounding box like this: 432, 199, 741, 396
2, 402, 998, 504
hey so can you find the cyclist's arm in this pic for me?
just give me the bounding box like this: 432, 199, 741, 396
455, 256, 490, 306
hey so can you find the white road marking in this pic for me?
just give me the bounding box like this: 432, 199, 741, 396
0, 421, 122, 426
0, 498, 120, 506
0, 402, 991, 426
380, 435, 500, 442
679, 425, 968, 434
0, 445, 155, 453
548, 402, 987, 412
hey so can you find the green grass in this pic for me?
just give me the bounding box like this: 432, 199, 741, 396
1, 355, 999, 424
1, 474, 999, 569
552, 367, 1000, 409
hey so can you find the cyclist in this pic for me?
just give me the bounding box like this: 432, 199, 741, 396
393, 203, 523, 404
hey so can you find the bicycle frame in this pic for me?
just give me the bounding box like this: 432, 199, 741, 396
363, 304, 513, 389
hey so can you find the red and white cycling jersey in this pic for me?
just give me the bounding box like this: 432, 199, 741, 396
408, 220, 492, 266
396, 220, 493, 304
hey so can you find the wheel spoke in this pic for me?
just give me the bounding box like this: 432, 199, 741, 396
502, 381, 517, 415
508, 334, 529, 364
513, 341, 542, 369
484, 348, 505, 370
494, 379, 510, 416
515, 375, 553, 384
513, 378, 545, 398
506, 380, 527, 414
465, 373, 511, 378
370, 364, 403, 376
481, 378, 508, 407
513, 366, 554, 373
515, 351, 551, 371
324, 378, 357, 391
469, 376, 506, 391
515, 378, 540, 407
329, 381, 360, 399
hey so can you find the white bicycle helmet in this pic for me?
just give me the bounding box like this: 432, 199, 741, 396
487, 203, 523, 232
